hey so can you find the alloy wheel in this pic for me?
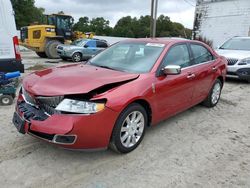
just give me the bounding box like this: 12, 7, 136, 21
73, 53, 81, 62
120, 111, 145, 148
211, 82, 221, 104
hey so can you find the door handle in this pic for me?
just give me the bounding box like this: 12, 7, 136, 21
212, 66, 218, 72
187, 73, 195, 79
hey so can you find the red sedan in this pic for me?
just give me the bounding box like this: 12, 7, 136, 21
12, 38, 227, 153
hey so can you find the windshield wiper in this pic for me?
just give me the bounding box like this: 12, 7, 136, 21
95, 65, 117, 70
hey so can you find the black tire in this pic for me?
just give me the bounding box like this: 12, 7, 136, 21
45, 40, 62, 59
72, 52, 82, 62
110, 103, 148, 153
203, 79, 222, 108
0, 95, 13, 106
36, 52, 47, 58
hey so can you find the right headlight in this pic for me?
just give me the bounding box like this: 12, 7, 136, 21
239, 58, 250, 65
55, 99, 105, 114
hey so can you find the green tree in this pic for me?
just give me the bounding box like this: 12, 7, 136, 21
156, 15, 173, 37
11, 0, 45, 29
73, 14, 192, 38
113, 16, 137, 37
89, 17, 112, 36
73, 17, 90, 32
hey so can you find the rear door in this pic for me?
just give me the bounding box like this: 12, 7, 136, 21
154, 43, 196, 120
96, 41, 108, 55
189, 43, 218, 103
96, 41, 108, 50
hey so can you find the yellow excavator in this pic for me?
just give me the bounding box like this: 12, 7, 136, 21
20, 14, 94, 59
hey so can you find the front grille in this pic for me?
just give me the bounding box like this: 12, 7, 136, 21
36, 96, 64, 115
227, 58, 238, 66
21, 87, 63, 116
227, 72, 237, 76
18, 102, 49, 121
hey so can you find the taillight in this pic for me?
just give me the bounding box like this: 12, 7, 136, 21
13, 36, 21, 61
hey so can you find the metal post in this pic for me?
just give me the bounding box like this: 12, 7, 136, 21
152, 0, 158, 38
150, 0, 155, 37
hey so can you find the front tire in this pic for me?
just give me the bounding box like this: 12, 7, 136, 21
72, 52, 82, 62
203, 79, 222, 108
110, 103, 148, 153
45, 40, 62, 59
36, 52, 47, 58
0, 95, 13, 105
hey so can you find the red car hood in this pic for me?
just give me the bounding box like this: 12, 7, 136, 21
23, 64, 139, 96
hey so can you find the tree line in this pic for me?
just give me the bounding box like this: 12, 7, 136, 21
11, 0, 192, 39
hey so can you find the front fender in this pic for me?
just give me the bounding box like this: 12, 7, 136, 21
91, 74, 157, 117
69, 50, 84, 57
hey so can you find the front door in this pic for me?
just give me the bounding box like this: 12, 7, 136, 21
154, 43, 196, 120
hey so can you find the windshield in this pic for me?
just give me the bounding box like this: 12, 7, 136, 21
57, 16, 72, 30
220, 38, 250, 51
88, 42, 165, 73
71, 39, 86, 46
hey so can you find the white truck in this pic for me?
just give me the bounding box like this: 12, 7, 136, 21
0, 0, 24, 73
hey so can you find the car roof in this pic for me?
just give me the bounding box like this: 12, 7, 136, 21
75, 38, 107, 42
232, 36, 250, 40
121, 37, 190, 45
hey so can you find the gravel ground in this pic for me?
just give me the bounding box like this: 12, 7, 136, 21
0, 51, 250, 188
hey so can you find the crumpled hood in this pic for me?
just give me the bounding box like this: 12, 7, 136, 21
216, 49, 250, 60
23, 64, 139, 96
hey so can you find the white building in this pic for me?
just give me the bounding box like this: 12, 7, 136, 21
193, 0, 250, 47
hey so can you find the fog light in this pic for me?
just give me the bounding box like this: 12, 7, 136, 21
52, 135, 76, 144
241, 71, 249, 75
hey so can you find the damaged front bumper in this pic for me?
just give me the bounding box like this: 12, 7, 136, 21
12, 92, 119, 149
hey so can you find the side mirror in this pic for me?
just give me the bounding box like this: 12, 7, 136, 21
162, 65, 181, 75
84, 45, 89, 48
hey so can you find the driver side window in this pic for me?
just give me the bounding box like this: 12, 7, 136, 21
162, 44, 191, 68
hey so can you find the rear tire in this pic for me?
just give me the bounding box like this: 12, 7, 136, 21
0, 95, 13, 105
202, 79, 222, 108
110, 103, 147, 153
45, 40, 62, 59
72, 52, 82, 62
36, 52, 47, 58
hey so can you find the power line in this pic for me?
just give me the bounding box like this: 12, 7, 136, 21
183, 0, 196, 7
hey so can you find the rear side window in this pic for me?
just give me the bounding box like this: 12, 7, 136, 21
85, 40, 96, 48
191, 44, 214, 64
97, 41, 108, 48
162, 44, 190, 68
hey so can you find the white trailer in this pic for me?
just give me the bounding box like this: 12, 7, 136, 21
0, 0, 24, 72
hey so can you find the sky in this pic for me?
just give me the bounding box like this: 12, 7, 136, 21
35, 0, 196, 29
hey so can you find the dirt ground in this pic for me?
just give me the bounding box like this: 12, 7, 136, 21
0, 51, 250, 188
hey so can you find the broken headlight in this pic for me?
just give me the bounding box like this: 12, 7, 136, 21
55, 99, 105, 114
